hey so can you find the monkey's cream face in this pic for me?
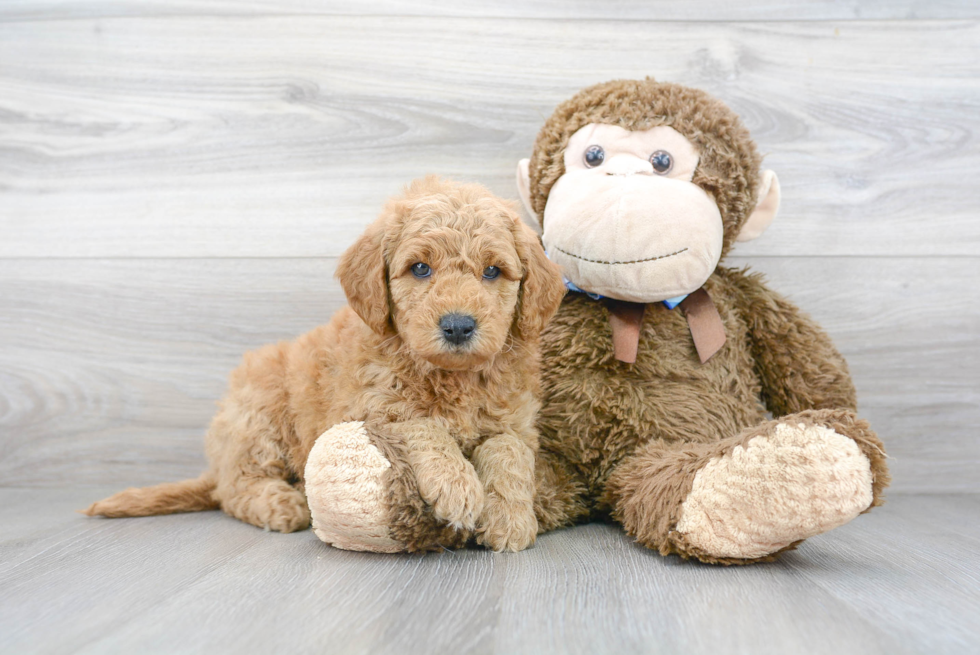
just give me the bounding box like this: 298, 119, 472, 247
541, 124, 723, 303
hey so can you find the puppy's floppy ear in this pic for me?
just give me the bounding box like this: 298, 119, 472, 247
511, 217, 566, 340
336, 216, 393, 335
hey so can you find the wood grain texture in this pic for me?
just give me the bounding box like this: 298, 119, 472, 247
1, 489, 977, 654
1, 18, 978, 257
1, 0, 978, 21
797, 494, 980, 653
1, 256, 976, 491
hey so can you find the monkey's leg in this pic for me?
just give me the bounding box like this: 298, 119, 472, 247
603, 408, 889, 564
304, 421, 471, 553
533, 447, 591, 534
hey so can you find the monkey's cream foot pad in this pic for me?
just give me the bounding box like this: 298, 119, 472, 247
304, 422, 404, 553
674, 422, 874, 560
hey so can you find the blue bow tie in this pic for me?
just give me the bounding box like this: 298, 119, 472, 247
563, 278, 688, 310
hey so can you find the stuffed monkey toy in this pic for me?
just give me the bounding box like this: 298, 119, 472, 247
306, 79, 889, 564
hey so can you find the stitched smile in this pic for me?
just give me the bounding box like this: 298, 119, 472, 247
552, 246, 688, 265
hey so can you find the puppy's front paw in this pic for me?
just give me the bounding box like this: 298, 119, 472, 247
478, 497, 537, 552
416, 461, 485, 531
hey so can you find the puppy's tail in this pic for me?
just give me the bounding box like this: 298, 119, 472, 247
81, 474, 219, 518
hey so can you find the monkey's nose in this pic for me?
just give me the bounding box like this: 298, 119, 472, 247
439, 313, 477, 346
603, 154, 654, 176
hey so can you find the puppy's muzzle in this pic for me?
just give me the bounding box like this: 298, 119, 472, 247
439, 313, 477, 346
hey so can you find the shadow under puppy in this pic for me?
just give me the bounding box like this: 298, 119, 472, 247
85, 176, 566, 552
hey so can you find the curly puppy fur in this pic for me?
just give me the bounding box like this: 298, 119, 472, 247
85, 176, 566, 552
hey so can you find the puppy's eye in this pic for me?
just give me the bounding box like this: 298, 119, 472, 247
583, 145, 605, 168
482, 266, 500, 280
411, 262, 431, 278
650, 150, 673, 174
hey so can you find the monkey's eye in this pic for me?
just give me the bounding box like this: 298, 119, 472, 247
650, 150, 673, 174
482, 266, 501, 280
411, 262, 432, 278
583, 145, 605, 168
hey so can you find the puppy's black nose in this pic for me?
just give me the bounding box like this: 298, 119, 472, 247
439, 313, 477, 346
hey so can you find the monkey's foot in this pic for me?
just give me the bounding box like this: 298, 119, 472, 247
670, 411, 887, 562
305, 421, 472, 553
305, 422, 405, 553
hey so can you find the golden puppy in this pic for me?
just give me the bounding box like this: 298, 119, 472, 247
85, 176, 566, 552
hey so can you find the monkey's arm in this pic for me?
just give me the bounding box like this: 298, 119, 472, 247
721, 267, 857, 415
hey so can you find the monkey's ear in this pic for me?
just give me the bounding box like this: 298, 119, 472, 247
511, 219, 566, 341
736, 170, 781, 242
335, 218, 393, 335
516, 158, 542, 235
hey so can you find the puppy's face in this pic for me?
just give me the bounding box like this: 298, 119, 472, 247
388, 198, 523, 370
337, 177, 566, 371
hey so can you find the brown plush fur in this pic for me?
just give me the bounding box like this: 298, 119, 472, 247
85, 177, 566, 552
521, 79, 890, 563
527, 251, 890, 565
605, 408, 888, 566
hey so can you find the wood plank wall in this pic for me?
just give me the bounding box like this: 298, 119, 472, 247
1, 2, 978, 492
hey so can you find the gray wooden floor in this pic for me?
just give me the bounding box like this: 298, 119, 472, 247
2, 1, 979, 654
0, 490, 978, 654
